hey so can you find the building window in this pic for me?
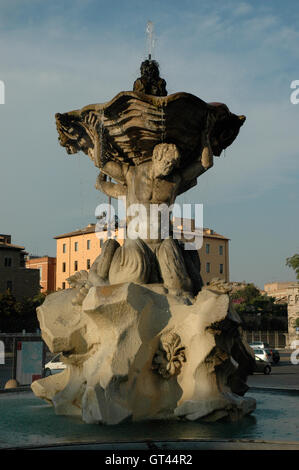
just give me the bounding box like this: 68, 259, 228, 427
206, 244, 210, 254
100, 239, 103, 248
6, 280, 12, 291
74, 260, 78, 271
74, 242, 78, 252
63, 243, 66, 253
62, 262, 66, 273
219, 245, 223, 255
87, 259, 91, 269
62, 282, 66, 289
206, 262, 210, 273
220, 264, 223, 274
87, 240, 91, 250
4, 257, 12, 267
39, 266, 42, 279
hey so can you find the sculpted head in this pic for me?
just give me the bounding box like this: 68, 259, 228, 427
140, 60, 160, 81
208, 104, 246, 156
152, 143, 181, 178
55, 112, 92, 156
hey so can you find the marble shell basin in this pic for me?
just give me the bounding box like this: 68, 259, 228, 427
55, 91, 245, 168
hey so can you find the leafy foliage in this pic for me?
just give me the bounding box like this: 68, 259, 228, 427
231, 284, 261, 304
286, 254, 299, 280
0, 291, 45, 333
231, 283, 287, 331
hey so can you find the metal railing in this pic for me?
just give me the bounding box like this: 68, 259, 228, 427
244, 330, 287, 348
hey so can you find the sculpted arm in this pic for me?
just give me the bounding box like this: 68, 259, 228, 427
181, 110, 218, 181
181, 142, 214, 181
95, 172, 127, 198
100, 160, 128, 184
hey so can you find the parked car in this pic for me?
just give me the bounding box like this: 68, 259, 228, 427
250, 342, 280, 364
44, 353, 66, 376
250, 341, 272, 350
251, 347, 273, 363
254, 356, 272, 375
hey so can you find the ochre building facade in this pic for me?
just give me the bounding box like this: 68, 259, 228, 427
55, 222, 229, 291
26, 256, 56, 293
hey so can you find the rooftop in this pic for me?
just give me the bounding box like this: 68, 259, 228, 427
54, 223, 97, 239
54, 221, 229, 241
264, 281, 299, 290
0, 233, 27, 253
0, 242, 26, 251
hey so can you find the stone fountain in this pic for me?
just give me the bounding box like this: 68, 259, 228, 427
31, 58, 256, 424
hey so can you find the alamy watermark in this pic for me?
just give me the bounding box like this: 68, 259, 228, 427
290, 80, 299, 104
290, 340, 299, 365
0, 80, 5, 104
95, 198, 203, 250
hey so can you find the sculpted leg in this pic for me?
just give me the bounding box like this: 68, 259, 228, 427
68, 239, 120, 305
181, 248, 203, 296
90, 238, 120, 283
157, 238, 193, 296
109, 238, 157, 285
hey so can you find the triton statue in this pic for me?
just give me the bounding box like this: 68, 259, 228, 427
133, 59, 167, 96
55, 61, 245, 302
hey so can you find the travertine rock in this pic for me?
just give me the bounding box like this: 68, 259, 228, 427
32, 282, 256, 424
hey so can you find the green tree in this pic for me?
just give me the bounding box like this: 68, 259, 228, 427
231, 283, 287, 331
231, 283, 261, 304
286, 254, 299, 280
0, 291, 45, 333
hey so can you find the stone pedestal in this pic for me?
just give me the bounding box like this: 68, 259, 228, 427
32, 283, 256, 424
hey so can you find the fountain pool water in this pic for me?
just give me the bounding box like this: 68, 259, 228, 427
0, 389, 298, 449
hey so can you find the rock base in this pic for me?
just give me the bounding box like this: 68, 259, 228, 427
32, 282, 256, 424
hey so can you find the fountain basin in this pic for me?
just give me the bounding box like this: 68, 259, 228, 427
0, 389, 298, 449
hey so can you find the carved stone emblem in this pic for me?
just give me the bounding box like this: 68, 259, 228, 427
152, 332, 186, 379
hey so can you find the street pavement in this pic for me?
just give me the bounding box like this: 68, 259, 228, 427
1, 351, 298, 390
248, 350, 299, 390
